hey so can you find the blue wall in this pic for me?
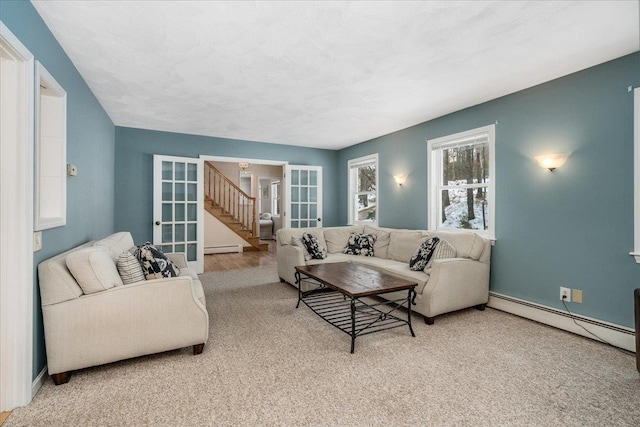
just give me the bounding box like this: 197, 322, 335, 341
114, 127, 339, 243
338, 53, 640, 328
1, 1, 116, 379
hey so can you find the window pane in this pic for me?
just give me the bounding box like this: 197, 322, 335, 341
187, 243, 196, 262
442, 143, 489, 186
300, 204, 308, 219
187, 223, 197, 241
310, 203, 317, 219
291, 220, 299, 228
187, 183, 197, 201
301, 170, 308, 185
356, 194, 376, 222
175, 183, 185, 201
291, 204, 299, 220
357, 165, 376, 192
162, 203, 172, 221
162, 224, 172, 243
291, 187, 299, 202
175, 162, 185, 181
162, 161, 173, 180
441, 187, 489, 231
175, 204, 185, 221
291, 170, 299, 185
187, 163, 197, 181
300, 187, 308, 202
175, 224, 185, 242
309, 187, 317, 202
175, 244, 185, 253
187, 203, 197, 221
162, 182, 172, 201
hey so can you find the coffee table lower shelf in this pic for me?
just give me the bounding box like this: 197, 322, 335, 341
295, 273, 416, 353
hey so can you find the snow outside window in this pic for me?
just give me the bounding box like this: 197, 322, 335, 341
348, 154, 378, 226
427, 125, 495, 240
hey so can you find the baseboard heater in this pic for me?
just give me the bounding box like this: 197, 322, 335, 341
204, 245, 243, 254
488, 292, 636, 353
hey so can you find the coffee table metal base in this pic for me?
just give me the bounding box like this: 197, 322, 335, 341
295, 271, 416, 353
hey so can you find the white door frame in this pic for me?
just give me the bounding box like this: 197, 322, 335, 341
0, 22, 35, 410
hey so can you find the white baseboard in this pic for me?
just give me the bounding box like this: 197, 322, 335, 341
32, 365, 47, 397
488, 292, 636, 353
204, 245, 243, 254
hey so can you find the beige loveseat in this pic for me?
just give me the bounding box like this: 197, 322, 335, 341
38, 232, 209, 385
277, 226, 491, 324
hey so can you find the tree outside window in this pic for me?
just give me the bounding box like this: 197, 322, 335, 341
348, 154, 378, 225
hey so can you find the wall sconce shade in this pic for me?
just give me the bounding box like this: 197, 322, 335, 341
238, 162, 250, 170
393, 174, 406, 186
534, 153, 569, 171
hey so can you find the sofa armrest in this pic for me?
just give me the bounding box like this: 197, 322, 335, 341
42, 276, 209, 375
165, 252, 188, 269
277, 244, 306, 285
421, 258, 490, 317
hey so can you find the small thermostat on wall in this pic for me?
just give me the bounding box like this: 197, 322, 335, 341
66, 164, 78, 176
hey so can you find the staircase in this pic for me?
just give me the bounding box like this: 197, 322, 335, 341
204, 161, 268, 251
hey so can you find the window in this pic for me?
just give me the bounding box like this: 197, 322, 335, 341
271, 180, 281, 216
427, 125, 495, 239
348, 154, 378, 226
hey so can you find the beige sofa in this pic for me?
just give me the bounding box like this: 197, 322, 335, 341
38, 232, 209, 385
277, 226, 491, 324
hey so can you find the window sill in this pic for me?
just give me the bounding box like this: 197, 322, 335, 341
630, 252, 640, 263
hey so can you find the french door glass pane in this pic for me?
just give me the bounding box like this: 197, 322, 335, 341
175, 224, 185, 242
441, 187, 489, 231
187, 223, 197, 241
162, 182, 172, 201
291, 187, 299, 202
291, 204, 299, 219
187, 244, 196, 261
187, 183, 197, 201
175, 162, 185, 181
300, 204, 308, 219
310, 187, 317, 202
187, 163, 197, 181
162, 224, 172, 243
162, 203, 172, 221
162, 161, 173, 180
291, 170, 299, 185
310, 204, 317, 219
175, 183, 185, 201
175, 244, 185, 253
175, 204, 185, 221
301, 170, 308, 185
187, 203, 197, 221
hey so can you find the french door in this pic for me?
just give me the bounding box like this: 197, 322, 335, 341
284, 165, 322, 228
153, 155, 204, 273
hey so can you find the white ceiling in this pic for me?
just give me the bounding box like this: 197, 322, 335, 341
32, 1, 639, 150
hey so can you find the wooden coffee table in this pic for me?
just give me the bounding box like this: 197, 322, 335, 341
295, 262, 417, 353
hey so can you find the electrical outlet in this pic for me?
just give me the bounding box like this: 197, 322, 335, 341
560, 287, 571, 302
572, 289, 583, 304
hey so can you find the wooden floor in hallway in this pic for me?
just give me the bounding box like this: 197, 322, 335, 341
204, 240, 277, 272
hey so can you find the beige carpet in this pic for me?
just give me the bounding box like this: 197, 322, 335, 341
6, 266, 640, 426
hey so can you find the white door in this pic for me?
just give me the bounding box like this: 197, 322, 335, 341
153, 155, 204, 273
284, 165, 322, 228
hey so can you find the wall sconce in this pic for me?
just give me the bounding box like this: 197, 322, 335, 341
238, 162, 250, 170
534, 153, 569, 171
393, 174, 406, 186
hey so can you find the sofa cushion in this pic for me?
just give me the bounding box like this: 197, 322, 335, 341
135, 242, 180, 279
302, 232, 327, 260
409, 237, 440, 271
343, 233, 376, 257
38, 242, 93, 306
117, 251, 145, 285
66, 247, 124, 294
429, 230, 485, 260
388, 231, 427, 263
364, 226, 391, 259
305, 253, 353, 265
94, 232, 135, 261
382, 264, 430, 294
323, 226, 364, 254
425, 239, 457, 269
291, 235, 312, 261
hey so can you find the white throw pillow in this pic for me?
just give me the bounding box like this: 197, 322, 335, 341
66, 247, 123, 294
291, 236, 312, 261
117, 251, 145, 284
425, 239, 457, 269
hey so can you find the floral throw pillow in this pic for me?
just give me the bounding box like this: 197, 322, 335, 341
301, 233, 327, 260
409, 237, 440, 271
134, 242, 180, 280
343, 233, 377, 257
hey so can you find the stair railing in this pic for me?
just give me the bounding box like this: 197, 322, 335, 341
204, 161, 257, 237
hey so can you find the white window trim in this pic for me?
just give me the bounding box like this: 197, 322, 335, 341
348, 153, 379, 226
631, 88, 640, 263
271, 180, 280, 217
427, 124, 496, 240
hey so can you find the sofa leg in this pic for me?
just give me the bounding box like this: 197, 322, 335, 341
51, 372, 70, 385
475, 303, 487, 311
424, 316, 435, 325
193, 343, 205, 355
